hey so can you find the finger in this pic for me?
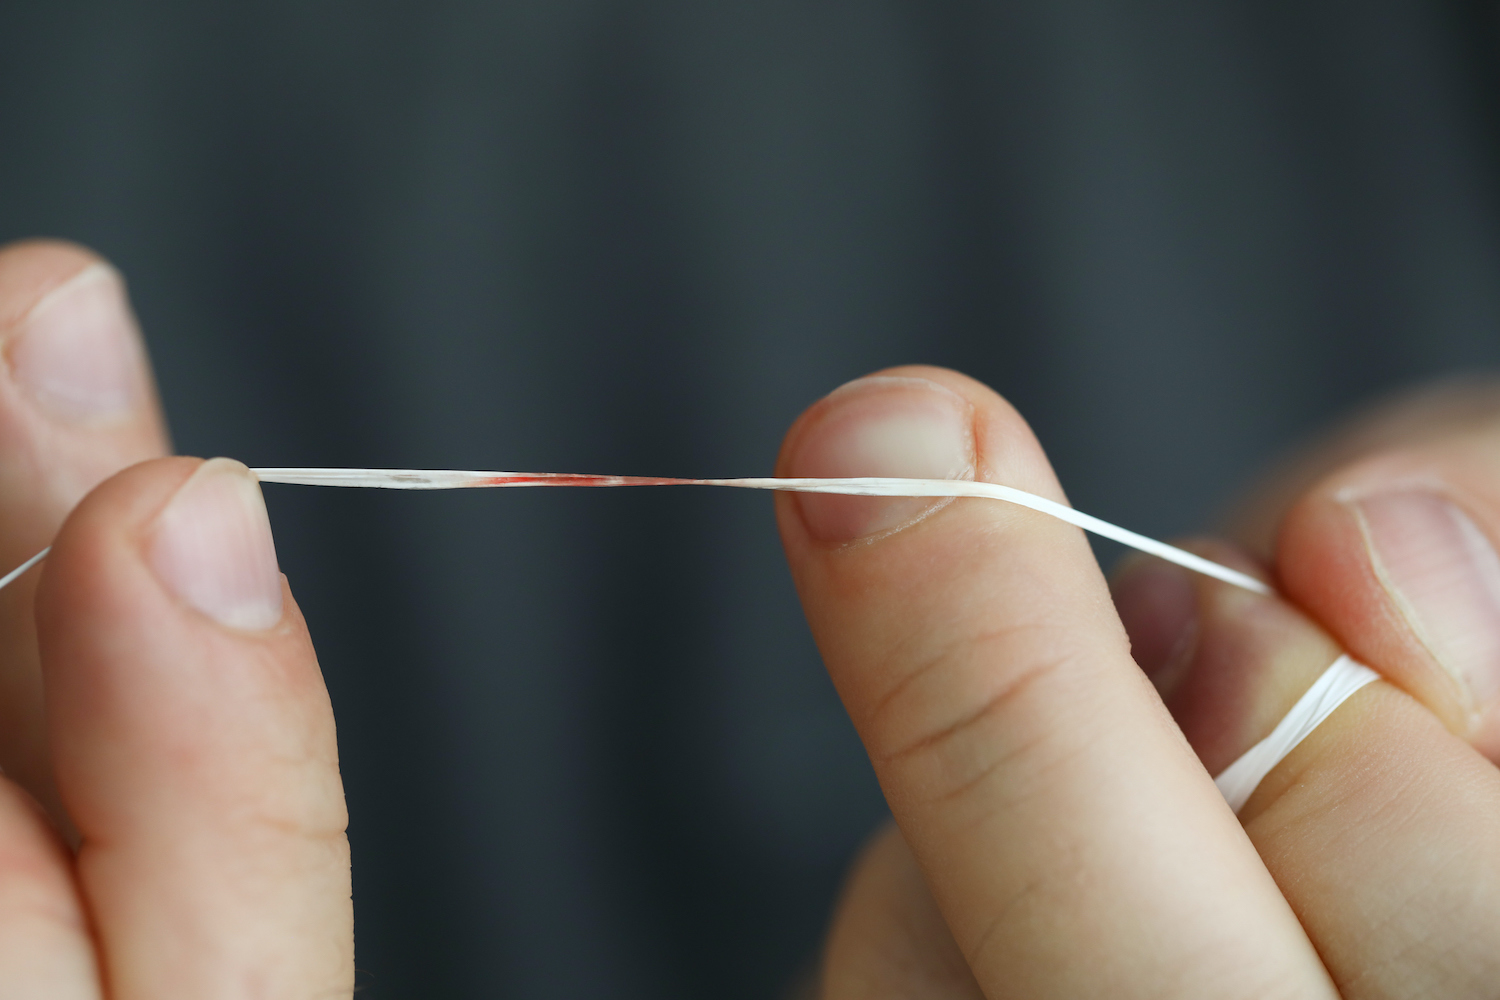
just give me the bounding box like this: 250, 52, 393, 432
1111, 545, 1331, 774
776, 367, 1332, 999
1115, 545, 1500, 998
0, 240, 169, 815
0, 778, 101, 997
819, 822, 982, 1000
36, 457, 352, 997
1224, 375, 1500, 556
1273, 417, 1500, 759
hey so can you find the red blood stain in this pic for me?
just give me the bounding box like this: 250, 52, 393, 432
476, 474, 703, 488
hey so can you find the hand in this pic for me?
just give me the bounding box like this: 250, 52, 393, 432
778, 367, 1500, 999
0, 241, 352, 996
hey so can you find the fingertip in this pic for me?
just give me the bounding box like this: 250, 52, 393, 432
146, 458, 283, 632
36, 455, 317, 793
780, 374, 977, 543
0, 240, 110, 331
775, 365, 1066, 548
37, 457, 204, 620
1275, 450, 1488, 744
0, 239, 168, 527
34, 455, 351, 995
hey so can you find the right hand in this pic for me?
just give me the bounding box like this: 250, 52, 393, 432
778, 368, 1500, 999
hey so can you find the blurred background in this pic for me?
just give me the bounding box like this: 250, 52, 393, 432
4, 2, 1500, 995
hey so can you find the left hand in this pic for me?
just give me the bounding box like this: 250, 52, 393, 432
0, 240, 352, 997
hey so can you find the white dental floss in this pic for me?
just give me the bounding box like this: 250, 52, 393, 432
0, 467, 1369, 812
1213, 655, 1379, 813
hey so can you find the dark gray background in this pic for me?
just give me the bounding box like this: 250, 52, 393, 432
3, 2, 1500, 996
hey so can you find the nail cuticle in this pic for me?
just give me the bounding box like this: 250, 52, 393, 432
790, 376, 977, 544
149, 459, 284, 631
7, 263, 145, 424
1350, 490, 1500, 717
828, 493, 964, 551
1334, 474, 1448, 505
1354, 509, 1477, 721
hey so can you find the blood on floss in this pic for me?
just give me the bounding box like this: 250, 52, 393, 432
0, 467, 1377, 813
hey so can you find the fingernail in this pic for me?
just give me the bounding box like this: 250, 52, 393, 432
1354, 491, 1500, 711
8, 264, 146, 422
1112, 557, 1198, 692
149, 459, 283, 630
786, 376, 974, 542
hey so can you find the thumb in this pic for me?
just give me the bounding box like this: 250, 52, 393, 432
36, 457, 353, 998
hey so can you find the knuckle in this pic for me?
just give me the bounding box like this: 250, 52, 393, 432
864, 622, 1095, 809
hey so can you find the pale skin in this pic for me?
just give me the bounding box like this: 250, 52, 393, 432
789, 372, 1500, 999
0, 238, 1494, 996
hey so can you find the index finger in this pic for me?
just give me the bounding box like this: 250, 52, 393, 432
776, 368, 1331, 998
0, 240, 169, 816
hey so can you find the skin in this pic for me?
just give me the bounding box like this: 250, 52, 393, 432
0, 240, 351, 997
0, 237, 1495, 996
783, 368, 1500, 999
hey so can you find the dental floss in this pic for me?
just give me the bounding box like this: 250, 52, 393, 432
248, 469, 1272, 595
0, 546, 49, 592
1213, 655, 1380, 812
0, 467, 1367, 810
